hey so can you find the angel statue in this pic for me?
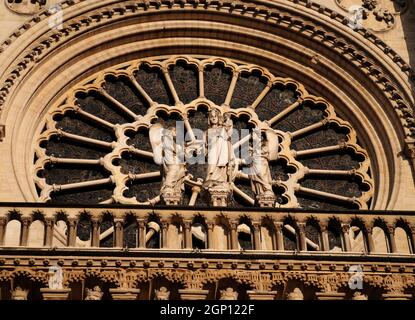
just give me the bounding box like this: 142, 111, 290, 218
150, 124, 187, 205
249, 129, 279, 207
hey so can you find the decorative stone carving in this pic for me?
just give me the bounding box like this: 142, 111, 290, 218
249, 130, 277, 207
85, 286, 104, 300
220, 288, 238, 300
204, 109, 234, 206
154, 287, 170, 300
352, 292, 368, 300
287, 287, 304, 300
5, 0, 47, 15
48, 266, 63, 290
150, 124, 187, 205
11, 286, 28, 300
335, 0, 409, 32
34, 56, 373, 210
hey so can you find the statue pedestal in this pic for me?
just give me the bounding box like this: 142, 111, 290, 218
247, 290, 278, 300
109, 288, 140, 300
209, 187, 230, 207
382, 293, 412, 300
40, 288, 71, 300
179, 289, 209, 300
257, 193, 276, 208
162, 192, 182, 206
315, 292, 346, 300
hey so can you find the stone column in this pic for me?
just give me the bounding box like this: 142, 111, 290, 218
207, 222, 214, 249
274, 223, 284, 251
44, 218, 54, 247
410, 227, 415, 253
230, 222, 238, 250
341, 224, 352, 252
247, 290, 278, 300
320, 225, 330, 252
366, 227, 375, 253
109, 288, 140, 300
0, 218, 6, 246
138, 220, 146, 248
253, 223, 261, 251
315, 292, 346, 300
184, 221, 192, 249
298, 223, 307, 251
41, 288, 71, 300
161, 221, 168, 249
67, 218, 77, 247
91, 218, 100, 247
179, 289, 209, 300
20, 217, 31, 246
387, 226, 397, 253
114, 218, 124, 248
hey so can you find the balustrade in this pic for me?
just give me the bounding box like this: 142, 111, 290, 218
0, 205, 413, 255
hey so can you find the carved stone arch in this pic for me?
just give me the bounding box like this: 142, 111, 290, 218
304, 216, 322, 251
0, 0, 412, 210
190, 214, 207, 250
212, 214, 231, 250
282, 215, 300, 251
326, 216, 344, 252
394, 218, 414, 254
349, 217, 369, 252
279, 275, 320, 300
371, 218, 391, 253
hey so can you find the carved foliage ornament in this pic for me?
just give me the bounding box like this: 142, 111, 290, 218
335, 0, 410, 32
34, 55, 374, 210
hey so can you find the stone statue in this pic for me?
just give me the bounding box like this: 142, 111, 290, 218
249, 130, 276, 207
219, 287, 238, 300
11, 286, 28, 300
48, 265, 63, 290
287, 287, 304, 300
150, 124, 187, 205
352, 292, 368, 300
85, 286, 104, 300
204, 109, 233, 189
204, 109, 234, 206
154, 287, 170, 300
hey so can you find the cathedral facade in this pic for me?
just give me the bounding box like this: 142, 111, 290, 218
0, 0, 414, 300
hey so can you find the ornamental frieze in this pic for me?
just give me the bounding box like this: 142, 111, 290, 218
335, 0, 410, 32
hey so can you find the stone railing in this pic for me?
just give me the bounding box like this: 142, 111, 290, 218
0, 204, 414, 255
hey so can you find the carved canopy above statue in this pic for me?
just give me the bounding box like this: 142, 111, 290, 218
34, 56, 374, 210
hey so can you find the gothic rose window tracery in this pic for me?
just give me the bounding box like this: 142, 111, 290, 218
34, 56, 374, 210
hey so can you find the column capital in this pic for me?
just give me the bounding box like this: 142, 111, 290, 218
0, 217, 7, 226
183, 220, 192, 229
341, 224, 350, 233
45, 219, 54, 227
297, 222, 306, 231
207, 222, 215, 231
114, 218, 124, 228
274, 222, 283, 232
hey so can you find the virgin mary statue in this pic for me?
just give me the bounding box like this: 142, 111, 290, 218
204, 109, 233, 189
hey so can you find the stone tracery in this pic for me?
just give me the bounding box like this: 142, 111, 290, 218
34, 55, 374, 210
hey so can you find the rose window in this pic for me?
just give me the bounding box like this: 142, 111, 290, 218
34, 56, 374, 210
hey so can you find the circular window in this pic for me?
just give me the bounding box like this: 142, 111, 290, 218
34, 56, 374, 209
